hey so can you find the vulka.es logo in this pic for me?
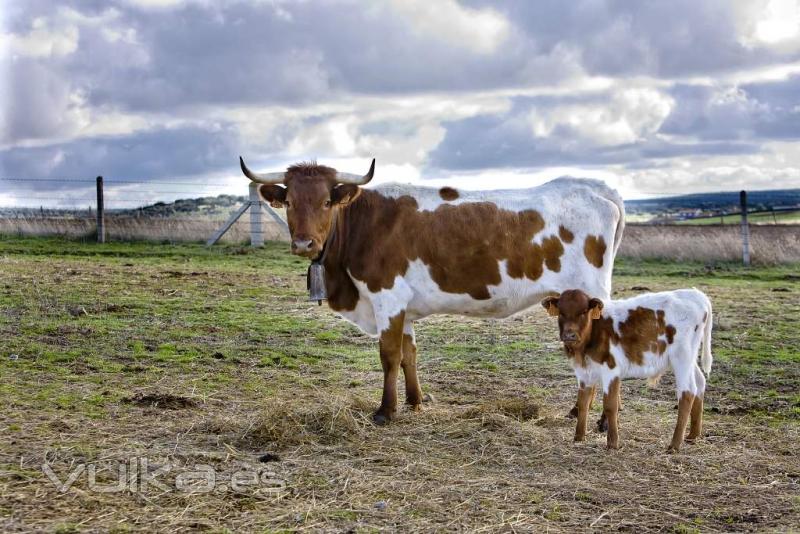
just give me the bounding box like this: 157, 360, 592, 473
41, 457, 286, 495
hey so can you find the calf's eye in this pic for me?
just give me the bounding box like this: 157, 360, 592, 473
324, 200, 331, 208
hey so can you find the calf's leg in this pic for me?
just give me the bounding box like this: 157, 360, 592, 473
574, 382, 594, 442
569, 385, 595, 418
603, 377, 621, 450
373, 312, 405, 425
687, 365, 706, 442
668, 391, 695, 452
400, 323, 424, 411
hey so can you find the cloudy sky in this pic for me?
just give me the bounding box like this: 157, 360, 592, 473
1, 0, 800, 208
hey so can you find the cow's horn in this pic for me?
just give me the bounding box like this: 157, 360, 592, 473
239, 156, 285, 184
336, 158, 375, 185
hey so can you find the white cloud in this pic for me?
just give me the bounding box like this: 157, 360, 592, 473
737, 0, 800, 53
388, 0, 509, 54
529, 88, 673, 146
0, 17, 78, 58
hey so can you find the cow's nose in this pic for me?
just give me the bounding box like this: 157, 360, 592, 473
562, 332, 579, 343
291, 239, 313, 253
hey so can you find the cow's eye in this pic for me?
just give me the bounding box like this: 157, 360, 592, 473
284, 201, 291, 208
324, 200, 331, 208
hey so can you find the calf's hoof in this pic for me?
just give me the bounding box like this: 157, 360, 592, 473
666, 445, 680, 454
573, 435, 586, 443
372, 412, 393, 426
596, 417, 608, 433
606, 441, 619, 450
567, 406, 579, 419
408, 403, 422, 413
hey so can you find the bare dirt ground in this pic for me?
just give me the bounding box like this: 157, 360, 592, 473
1, 238, 798, 532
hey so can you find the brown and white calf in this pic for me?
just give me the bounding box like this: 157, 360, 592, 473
542, 288, 713, 452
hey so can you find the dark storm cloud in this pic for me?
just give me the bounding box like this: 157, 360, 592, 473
429, 97, 761, 171
660, 77, 800, 142
467, 0, 800, 77
0, 124, 240, 187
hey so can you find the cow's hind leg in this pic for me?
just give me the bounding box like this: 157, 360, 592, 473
373, 312, 405, 426
401, 321, 424, 411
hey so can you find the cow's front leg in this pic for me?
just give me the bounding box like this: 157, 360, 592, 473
373, 312, 405, 425
401, 321, 424, 411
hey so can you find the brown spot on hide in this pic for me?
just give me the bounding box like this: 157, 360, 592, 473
558, 225, 574, 243
617, 307, 677, 365
584, 235, 607, 268
439, 187, 459, 201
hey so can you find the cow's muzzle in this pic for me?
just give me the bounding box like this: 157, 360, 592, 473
291, 239, 319, 258
561, 331, 580, 344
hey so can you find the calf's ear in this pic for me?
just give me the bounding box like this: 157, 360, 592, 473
541, 296, 560, 317
588, 298, 604, 320
331, 184, 361, 205
259, 185, 287, 208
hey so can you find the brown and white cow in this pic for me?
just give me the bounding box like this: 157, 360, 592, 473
241, 157, 625, 424
542, 288, 713, 451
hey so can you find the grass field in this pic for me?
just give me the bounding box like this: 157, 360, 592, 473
1, 237, 799, 532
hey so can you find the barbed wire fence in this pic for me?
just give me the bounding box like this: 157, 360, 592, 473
0, 176, 290, 245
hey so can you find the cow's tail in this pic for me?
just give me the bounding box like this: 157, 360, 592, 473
700, 292, 713, 377
608, 188, 626, 256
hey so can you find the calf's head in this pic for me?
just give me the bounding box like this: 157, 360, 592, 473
541, 289, 604, 349
240, 157, 375, 258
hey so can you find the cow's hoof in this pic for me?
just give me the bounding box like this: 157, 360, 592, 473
372, 413, 391, 426
606, 443, 620, 451
423, 393, 435, 404
566, 406, 579, 419
596, 418, 608, 433
408, 403, 422, 412
666, 445, 679, 454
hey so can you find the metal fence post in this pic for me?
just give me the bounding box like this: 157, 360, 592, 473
96, 176, 105, 243
740, 190, 750, 266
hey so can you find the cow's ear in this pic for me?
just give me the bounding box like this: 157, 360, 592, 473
259, 185, 287, 208
541, 296, 560, 317
331, 184, 361, 205
588, 298, 604, 320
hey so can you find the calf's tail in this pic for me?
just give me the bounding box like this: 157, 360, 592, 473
701, 297, 713, 377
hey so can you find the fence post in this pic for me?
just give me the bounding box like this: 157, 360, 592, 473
249, 182, 264, 247
740, 190, 750, 266
96, 176, 105, 244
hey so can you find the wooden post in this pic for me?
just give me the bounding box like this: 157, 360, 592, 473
740, 190, 750, 266
96, 176, 105, 244
249, 182, 264, 247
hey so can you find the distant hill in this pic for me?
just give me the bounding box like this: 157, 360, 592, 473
625, 188, 800, 214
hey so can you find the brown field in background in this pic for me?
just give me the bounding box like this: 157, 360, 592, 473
621, 224, 800, 264
1, 216, 798, 263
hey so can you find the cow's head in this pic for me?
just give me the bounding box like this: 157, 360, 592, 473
541, 289, 604, 349
240, 157, 375, 258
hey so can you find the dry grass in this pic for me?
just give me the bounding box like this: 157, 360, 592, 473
0, 215, 286, 243
1, 239, 799, 532
620, 224, 800, 264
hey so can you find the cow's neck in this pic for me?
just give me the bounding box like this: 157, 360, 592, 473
320, 189, 382, 312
